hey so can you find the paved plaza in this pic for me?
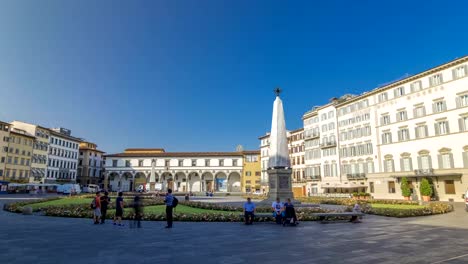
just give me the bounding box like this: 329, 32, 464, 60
2, 196, 468, 264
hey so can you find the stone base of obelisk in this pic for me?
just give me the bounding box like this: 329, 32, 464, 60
258, 168, 300, 205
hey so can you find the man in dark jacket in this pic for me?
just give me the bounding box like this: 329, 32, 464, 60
164, 189, 174, 228
100, 191, 110, 224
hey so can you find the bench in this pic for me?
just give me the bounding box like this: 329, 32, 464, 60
238, 213, 273, 220
312, 212, 364, 223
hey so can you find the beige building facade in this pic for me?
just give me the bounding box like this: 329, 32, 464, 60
77, 141, 105, 186
0, 121, 11, 180
4, 128, 34, 183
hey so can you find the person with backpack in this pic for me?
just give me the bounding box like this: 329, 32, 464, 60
164, 189, 178, 228
100, 191, 110, 224
91, 192, 101, 225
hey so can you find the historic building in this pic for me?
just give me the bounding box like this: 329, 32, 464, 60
4, 128, 34, 183
10, 121, 50, 183
104, 149, 245, 193
77, 141, 105, 186
0, 121, 11, 180
45, 128, 80, 183
241, 150, 261, 193
260, 56, 468, 202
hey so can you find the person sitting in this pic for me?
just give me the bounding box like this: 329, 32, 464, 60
350, 203, 361, 223
271, 197, 283, 224
243, 198, 256, 225
282, 198, 298, 226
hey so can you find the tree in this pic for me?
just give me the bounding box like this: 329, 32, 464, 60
420, 178, 433, 197
400, 177, 411, 197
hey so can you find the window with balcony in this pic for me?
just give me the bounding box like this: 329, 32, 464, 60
398, 128, 410, 142
453, 65, 467, 79
433, 100, 447, 113
435, 120, 450, 135
429, 74, 443, 86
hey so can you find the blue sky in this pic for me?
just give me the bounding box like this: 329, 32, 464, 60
0, 0, 467, 153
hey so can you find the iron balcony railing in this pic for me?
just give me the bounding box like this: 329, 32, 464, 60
320, 141, 337, 149
346, 173, 367, 180
414, 168, 435, 176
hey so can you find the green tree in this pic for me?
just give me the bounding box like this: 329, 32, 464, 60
400, 177, 411, 197
420, 178, 433, 197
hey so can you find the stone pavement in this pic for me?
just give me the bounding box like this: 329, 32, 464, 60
2, 197, 468, 264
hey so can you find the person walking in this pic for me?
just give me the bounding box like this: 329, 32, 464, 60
113, 192, 124, 226
100, 191, 110, 224
243, 197, 256, 225
131, 194, 143, 228
92, 192, 101, 225
164, 189, 174, 228
271, 197, 283, 224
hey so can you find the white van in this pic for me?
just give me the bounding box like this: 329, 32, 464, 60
83, 184, 99, 193
62, 184, 82, 195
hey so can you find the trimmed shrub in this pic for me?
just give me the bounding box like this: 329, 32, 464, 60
420, 178, 433, 197
361, 202, 453, 218
400, 177, 412, 197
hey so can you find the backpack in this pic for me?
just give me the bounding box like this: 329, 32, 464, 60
172, 197, 178, 208
90, 198, 96, 209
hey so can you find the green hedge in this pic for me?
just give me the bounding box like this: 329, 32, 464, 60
361, 202, 453, 218
297, 197, 420, 206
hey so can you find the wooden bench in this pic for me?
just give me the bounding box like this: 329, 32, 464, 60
312, 212, 364, 223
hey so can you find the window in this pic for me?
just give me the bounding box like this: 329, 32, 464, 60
438, 152, 454, 169
384, 158, 394, 172
460, 116, 468, 132
418, 154, 432, 170
388, 181, 396, 193
246, 171, 251, 176
138, 160, 144, 167
457, 94, 468, 108
433, 101, 447, 113
414, 105, 426, 118
429, 74, 443, 86
378, 92, 388, 103
445, 180, 456, 194
219, 159, 224, 166
205, 159, 210, 166
125, 160, 131, 167
112, 160, 117, 167
14, 157, 18, 164
401, 157, 412, 172
382, 132, 392, 144
381, 115, 390, 125
435, 121, 450, 135
192, 159, 197, 166
398, 128, 410, 141
397, 111, 407, 122
255, 171, 261, 176
233, 159, 238, 166
394, 87, 405, 97
453, 65, 467, 79
415, 124, 428, 138
369, 182, 374, 193
322, 124, 328, 132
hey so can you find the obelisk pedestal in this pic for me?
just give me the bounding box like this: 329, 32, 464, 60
266, 168, 295, 201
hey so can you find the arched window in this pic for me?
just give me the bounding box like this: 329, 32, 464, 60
400, 152, 413, 172
383, 155, 394, 173
438, 148, 454, 169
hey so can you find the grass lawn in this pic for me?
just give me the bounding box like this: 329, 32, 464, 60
107, 205, 235, 216
371, 204, 426, 210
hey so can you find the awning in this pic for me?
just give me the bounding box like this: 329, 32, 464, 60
391, 173, 463, 179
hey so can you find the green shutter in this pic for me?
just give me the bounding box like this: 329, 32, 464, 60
417, 156, 422, 170
434, 123, 440, 136
463, 152, 468, 168
428, 156, 433, 169
449, 153, 454, 168
456, 97, 461, 108
446, 121, 450, 134
459, 118, 465, 132
425, 126, 429, 137
400, 159, 404, 172
432, 103, 436, 113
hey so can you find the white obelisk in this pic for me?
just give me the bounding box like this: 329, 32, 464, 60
266, 88, 295, 201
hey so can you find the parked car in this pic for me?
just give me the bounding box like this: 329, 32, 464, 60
62, 184, 82, 195
83, 184, 100, 193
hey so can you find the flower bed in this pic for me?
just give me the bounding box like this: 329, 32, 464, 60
360, 202, 453, 218
297, 197, 420, 206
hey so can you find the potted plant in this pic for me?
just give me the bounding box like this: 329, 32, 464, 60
400, 177, 411, 200
352, 192, 358, 199
420, 178, 433, 202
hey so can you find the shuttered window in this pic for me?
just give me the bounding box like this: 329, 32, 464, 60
388, 181, 396, 193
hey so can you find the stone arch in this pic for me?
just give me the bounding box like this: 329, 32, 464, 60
227, 172, 241, 192
175, 172, 187, 192
134, 172, 147, 191
120, 172, 133, 192
189, 172, 201, 193
161, 172, 174, 191
215, 171, 227, 192
201, 172, 214, 192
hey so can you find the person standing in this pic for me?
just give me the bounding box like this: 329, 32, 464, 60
100, 191, 110, 224
113, 192, 124, 226
92, 192, 101, 225
164, 189, 174, 228
132, 194, 143, 228
271, 197, 283, 224
243, 198, 256, 225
